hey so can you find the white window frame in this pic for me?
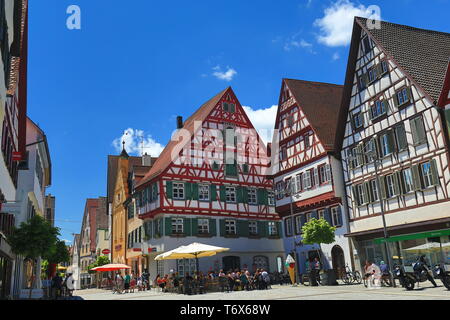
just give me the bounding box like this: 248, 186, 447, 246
421, 162, 433, 188
225, 220, 237, 235
225, 186, 237, 203
403, 168, 414, 193
306, 212, 313, 222
357, 184, 366, 205
198, 184, 210, 201
171, 218, 184, 234
386, 174, 395, 198
285, 218, 293, 236
268, 191, 275, 206
249, 221, 258, 236
303, 171, 312, 189
173, 182, 185, 200
370, 179, 379, 201
318, 210, 325, 220
331, 207, 340, 227
295, 216, 302, 234
198, 218, 209, 234
248, 188, 257, 205
380, 133, 392, 157
268, 221, 277, 236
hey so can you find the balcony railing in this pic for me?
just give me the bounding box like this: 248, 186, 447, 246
0, 212, 15, 238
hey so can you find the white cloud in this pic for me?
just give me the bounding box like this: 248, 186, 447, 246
212, 66, 237, 81
113, 128, 165, 157
332, 52, 340, 60
284, 39, 313, 51
314, 0, 381, 47
62, 239, 72, 244
242, 105, 278, 144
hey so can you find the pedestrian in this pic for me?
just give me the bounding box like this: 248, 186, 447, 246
115, 272, 124, 294
124, 270, 131, 293
261, 269, 271, 289
65, 273, 75, 297
142, 269, 150, 290
51, 273, 63, 300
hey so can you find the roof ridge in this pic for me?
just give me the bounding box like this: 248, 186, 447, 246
356, 16, 450, 37
284, 78, 343, 87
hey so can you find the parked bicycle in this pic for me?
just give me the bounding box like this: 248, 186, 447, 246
340, 265, 362, 285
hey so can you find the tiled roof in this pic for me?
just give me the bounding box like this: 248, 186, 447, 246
136, 87, 230, 188
283, 79, 343, 151
356, 17, 450, 103
95, 197, 108, 230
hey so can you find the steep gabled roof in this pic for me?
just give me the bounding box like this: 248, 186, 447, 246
281, 79, 343, 151
438, 59, 450, 107
336, 17, 450, 151
136, 87, 230, 188
106, 155, 142, 204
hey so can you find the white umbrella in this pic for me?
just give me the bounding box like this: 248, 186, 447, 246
404, 242, 449, 253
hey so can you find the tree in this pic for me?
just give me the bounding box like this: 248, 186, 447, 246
8, 215, 60, 298
301, 218, 336, 269
43, 240, 70, 278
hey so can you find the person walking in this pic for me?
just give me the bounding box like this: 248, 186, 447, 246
114, 272, 124, 294
124, 271, 131, 293
51, 273, 63, 300
65, 273, 75, 297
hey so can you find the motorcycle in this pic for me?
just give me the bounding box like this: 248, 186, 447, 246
394, 263, 434, 291
434, 264, 450, 290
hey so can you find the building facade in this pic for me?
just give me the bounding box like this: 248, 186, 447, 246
134, 87, 284, 277
44, 194, 55, 226
273, 79, 352, 278
68, 234, 81, 290
337, 17, 450, 272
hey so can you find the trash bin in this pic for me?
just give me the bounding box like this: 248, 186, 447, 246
321, 270, 338, 286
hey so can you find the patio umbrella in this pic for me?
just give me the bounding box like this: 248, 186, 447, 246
404, 242, 450, 254
154, 243, 230, 272
90, 264, 131, 272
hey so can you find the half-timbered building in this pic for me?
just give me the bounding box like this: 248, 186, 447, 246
337, 17, 450, 272
134, 87, 284, 276
273, 79, 351, 278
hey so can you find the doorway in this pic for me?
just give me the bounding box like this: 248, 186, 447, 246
222, 256, 240, 272
331, 245, 345, 279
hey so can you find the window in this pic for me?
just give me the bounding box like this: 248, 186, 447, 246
306, 212, 313, 222
249, 221, 258, 236
381, 60, 389, 74
410, 116, 427, 146
365, 139, 377, 163
248, 188, 257, 205
295, 216, 302, 234
319, 165, 331, 184
368, 66, 377, 83
313, 168, 319, 187
380, 132, 393, 157
173, 182, 185, 200
358, 75, 367, 90
268, 221, 278, 236
371, 100, 386, 119
396, 88, 411, 107
421, 162, 433, 188
225, 186, 236, 203
370, 180, 379, 201
268, 191, 275, 206
318, 210, 325, 220
357, 184, 366, 205
285, 218, 293, 236
177, 259, 196, 277
276, 182, 285, 200
331, 207, 341, 227
198, 219, 209, 234
172, 218, 184, 234
199, 185, 210, 201
352, 113, 364, 130
362, 36, 371, 54
402, 168, 414, 193
303, 171, 312, 189
280, 146, 287, 161
225, 220, 237, 235
295, 174, 302, 192
385, 174, 396, 198
304, 133, 310, 148
394, 123, 408, 151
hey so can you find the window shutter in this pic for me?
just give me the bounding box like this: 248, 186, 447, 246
365, 182, 373, 203
300, 215, 307, 233
379, 177, 387, 199
352, 186, 360, 206
406, 87, 412, 102
356, 144, 364, 166
415, 117, 427, 145
223, 102, 229, 112
362, 183, 369, 204
210, 185, 217, 201
258, 189, 268, 205
412, 165, 422, 191
230, 103, 236, 113
311, 211, 318, 220
242, 187, 249, 204
314, 168, 320, 186
164, 217, 172, 236
209, 219, 217, 236
396, 124, 408, 151
347, 149, 354, 170
220, 185, 227, 202
184, 182, 191, 200
430, 159, 439, 186
191, 183, 199, 201
387, 130, 395, 153
276, 222, 282, 237
184, 218, 192, 236
257, 221, 267, 238
337, 207, 343, 227
191, 218, 198, 236
219, 220, 226, 237
236, 187, 244, 203
238, 220, 249, 237
393, 173, 401, 196
166, 181, 173, 199
324, 208, 332, 225
284, 219, 291, 237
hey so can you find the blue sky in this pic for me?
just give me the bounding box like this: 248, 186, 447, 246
27, 0, 450, 243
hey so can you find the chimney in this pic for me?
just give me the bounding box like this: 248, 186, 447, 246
142, 153, 152, 166
177, 116, 183, 129
267, 143, 272, 157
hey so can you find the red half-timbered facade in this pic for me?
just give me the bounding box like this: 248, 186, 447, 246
273, 79, 352, 277
134, 87, 284, 276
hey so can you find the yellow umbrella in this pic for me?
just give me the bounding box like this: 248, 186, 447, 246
57, 266, 68, 270
155, 243, 230, 271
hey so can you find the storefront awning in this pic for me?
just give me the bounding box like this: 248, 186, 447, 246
374, 229, 450, 244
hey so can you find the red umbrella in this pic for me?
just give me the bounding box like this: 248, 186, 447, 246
91, 264, 131, 272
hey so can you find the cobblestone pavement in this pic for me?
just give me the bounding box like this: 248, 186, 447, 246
74, 283, 450, 300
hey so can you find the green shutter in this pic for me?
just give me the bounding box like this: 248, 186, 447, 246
191, 183, 199, 201
258, 221, 268, 238
220, 185, 227, 202
237, 187, 244, 203
209, 219, 217, 236
352, 186, 360, 206
237, 220, 249, 237
230, 103, 236, 113
366, 182, 373, 203
242, 187, 249, 204
387, 131, 395, 153
210, 185, 217, 201
393, 173, 401, 196
184, 183, 191, 200
257, 189, 268, 205
166, 181, 173, 199
219, 220, 226, 237
396, 124, 408, 151
379, 177, 387, 199
184, 218, 192, 236
356, 144, 364, 166
412, 165, 422, 191
406, 87, 412, 102
164, 217, 172, 236
276, 222, 282, 237
223, 102, 229, 112
430, 159, 439, 186
415, 117, 427, 145
393, 92, 399, 108
362, 182, 370, 204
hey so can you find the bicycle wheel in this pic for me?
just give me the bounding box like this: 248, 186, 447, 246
363, 276, 368, 288
354, 271, 362, 284
340, 271, 349, 284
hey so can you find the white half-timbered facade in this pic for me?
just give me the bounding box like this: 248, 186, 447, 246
337, 17, 450, 272
273, 79, 352, 278
134, 88, 284, 276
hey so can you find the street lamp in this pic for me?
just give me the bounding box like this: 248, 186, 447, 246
348, 148, 396, 287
